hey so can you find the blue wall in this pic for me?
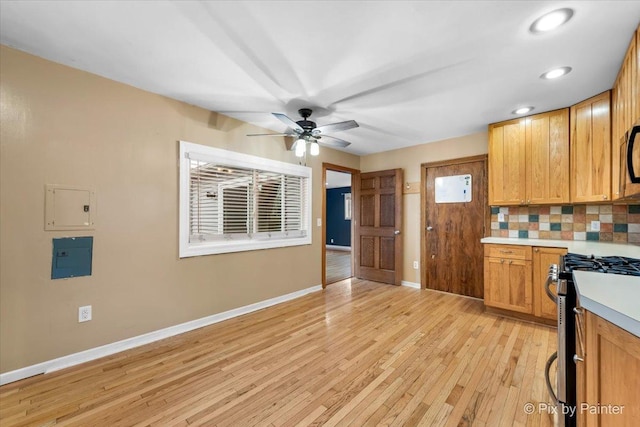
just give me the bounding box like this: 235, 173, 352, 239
326, 186, 351, 247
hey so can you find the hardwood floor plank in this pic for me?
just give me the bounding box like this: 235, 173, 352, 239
325, 250, 352, 284
0, 280, 557, 427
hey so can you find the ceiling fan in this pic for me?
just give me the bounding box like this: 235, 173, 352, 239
247, 108, 359, 157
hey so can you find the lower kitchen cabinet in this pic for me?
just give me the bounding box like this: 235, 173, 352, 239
578, 310, 640, 427
484, 244, 566, 323
484, 244, 533, 314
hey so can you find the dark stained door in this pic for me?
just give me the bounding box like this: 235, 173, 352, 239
354, 169, 403, 285
423, 157, 487, 298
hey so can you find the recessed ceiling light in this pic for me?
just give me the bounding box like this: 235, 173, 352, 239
513, 107, 534, 115
541, 66, 572, 79
530, 8, 574, 33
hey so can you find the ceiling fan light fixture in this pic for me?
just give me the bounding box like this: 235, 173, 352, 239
530, 8, 573, 33
541, 66, 572, 79
294, 139, 306, 157
310, 141, 320, 156
513, 106, 534, 115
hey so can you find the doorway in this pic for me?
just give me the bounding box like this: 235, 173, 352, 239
322, 163, 359, 287
421, 155, 488, 298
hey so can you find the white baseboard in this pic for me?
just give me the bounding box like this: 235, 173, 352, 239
401, 280, 421, 289
0, 284, 322, 386
325, 245, 351, 251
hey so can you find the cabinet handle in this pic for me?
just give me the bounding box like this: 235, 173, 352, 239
500, 259, 504, 263
603, 195, 608, 200
574, 307, 586, 358
521, 200, 525, 204
534, 248, 539, 253
573, 354, 584, 363
499, 250, 514, 254
527, 199, 531, 204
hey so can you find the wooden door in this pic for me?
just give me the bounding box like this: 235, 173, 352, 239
570, 91, 612, 203
526, 109, 570, 204
488, 120, 526, 205
354, 168, 403, 285
532, 246, 566, 320
423, 156, 487, 298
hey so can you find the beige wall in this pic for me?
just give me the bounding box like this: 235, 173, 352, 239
0, 46, 359, 373
360, 133, 488, 282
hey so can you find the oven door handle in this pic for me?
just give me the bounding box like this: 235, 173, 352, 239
545, 275, 558, 304
545, 351, 559, 404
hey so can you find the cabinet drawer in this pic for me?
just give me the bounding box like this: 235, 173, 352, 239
484, 244, 531, 260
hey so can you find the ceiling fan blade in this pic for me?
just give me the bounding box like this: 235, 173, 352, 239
313, 120, 359, 135
272, 113, 303, 133
314, 135, 351, 148
246, 133, 294, 137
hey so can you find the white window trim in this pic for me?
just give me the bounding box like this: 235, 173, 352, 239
179, 141, 312, 258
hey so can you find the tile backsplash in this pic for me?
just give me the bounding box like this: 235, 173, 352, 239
490, 204, 640, 245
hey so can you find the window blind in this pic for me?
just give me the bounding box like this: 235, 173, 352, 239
188, 160, 309, 243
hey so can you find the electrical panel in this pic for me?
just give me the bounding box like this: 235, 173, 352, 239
51, 237, 93, 279
45, 184, 95, 230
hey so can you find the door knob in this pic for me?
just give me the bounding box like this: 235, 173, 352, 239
394, 230, 401, 235
426, 226, 433, 231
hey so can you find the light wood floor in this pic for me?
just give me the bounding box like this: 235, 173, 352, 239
325, 249, 351, 284
0, 279, 557, 427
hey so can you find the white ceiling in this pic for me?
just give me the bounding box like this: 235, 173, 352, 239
1, 1, 639, 155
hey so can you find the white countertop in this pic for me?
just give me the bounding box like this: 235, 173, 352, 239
480, 237, 640, 258
574, 270, 640, 338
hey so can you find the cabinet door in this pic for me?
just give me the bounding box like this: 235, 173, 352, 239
484, 257, 532, 314
612, 76, 624, 200
489, 120, 526, 205
527, 109, 570, 204
532, 247, 566, 320
636, 26, 639, 122
585, 311, 640, 427
612, 30, 639, 200
576, 306, 587, 427
571, 91, 612, 203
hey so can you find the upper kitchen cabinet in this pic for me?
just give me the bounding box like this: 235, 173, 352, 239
488, 109, 569, 206
526, 109, 570, 205
489, 119, 526, 205
570, 91, 612, 203
612, 24, 640, 200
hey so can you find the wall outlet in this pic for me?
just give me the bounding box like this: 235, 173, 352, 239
330, 238, 334, 243
79, 305, 92, 322
413, 261, 419, 269
317, 218, 322, 227
591, 220, 601, 232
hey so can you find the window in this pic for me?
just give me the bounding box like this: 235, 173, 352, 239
179, 141, 312, 257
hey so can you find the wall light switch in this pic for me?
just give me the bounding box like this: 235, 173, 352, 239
591, 220, 601, 231
498, 213, 505, 222
317, 218, 322, 227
